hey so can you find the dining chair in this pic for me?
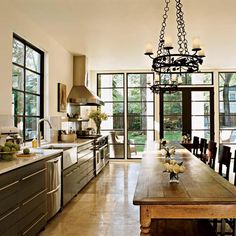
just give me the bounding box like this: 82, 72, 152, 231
192, 136, 199, 156
218, 145, 231, 180
196, 138, 207, 159
202, 140, 217, 170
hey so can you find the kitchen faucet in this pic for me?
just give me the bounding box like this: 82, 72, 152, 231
37, 118, 52, 147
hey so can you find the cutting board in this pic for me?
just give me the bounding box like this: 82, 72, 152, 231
16, 153, 36, 157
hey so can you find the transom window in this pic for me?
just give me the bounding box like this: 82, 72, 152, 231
12, 34, 44, 141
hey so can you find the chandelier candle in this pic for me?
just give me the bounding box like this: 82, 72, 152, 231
145, 0, 205, 94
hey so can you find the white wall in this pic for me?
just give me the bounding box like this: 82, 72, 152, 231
0, 1, 73, 118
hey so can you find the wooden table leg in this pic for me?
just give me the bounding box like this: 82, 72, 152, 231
140, 206, 151, 236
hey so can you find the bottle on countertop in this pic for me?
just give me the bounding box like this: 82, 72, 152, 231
32, 137, 38, 148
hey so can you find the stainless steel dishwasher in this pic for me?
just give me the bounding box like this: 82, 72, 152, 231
46, 155, 61, 221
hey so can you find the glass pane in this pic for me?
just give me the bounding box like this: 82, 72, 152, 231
26, 47, 41, 72
25, 94, 40, 116
164, 131, 182, 141
128, 88, 153, 101
128, 131, 153, 143
219, 87, 236, 101
128, 116, 153, 130
12, 90, 24, 115
192, 116, 210, 129
220, 129, 235, 143
192, 102, 210, 115
192, 130, 210, 140
14, 116, 23, 138
128, 73, 153, 87
98, 74, 123, 88
25, 117, 38, 140
220, 115, 236, 127
128, 102, 153, 116
101, 102, 124, 116
164, 91, 182, 101
101, 116, 124, 130
12, 65, 24, 90
191, 91, 210, 101
98, 88, 124, 102
219, 102, 236, 113
185, 73, 212, 85
26, 70, 40, 94
219, 73, 236, 87
12, 38, 24, 66
164, 116, 182, 130
164, 102, 182, 115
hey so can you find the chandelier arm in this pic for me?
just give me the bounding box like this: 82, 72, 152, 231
157, 0, 171, 57
175, 0, 189, 54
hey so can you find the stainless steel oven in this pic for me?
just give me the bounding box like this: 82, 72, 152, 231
95, 136, 109, 175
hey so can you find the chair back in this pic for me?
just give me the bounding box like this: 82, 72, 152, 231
199, 138, 207, 156
218, 145, 231, 180
207, 140, 217, 170
192, 136, 199, 155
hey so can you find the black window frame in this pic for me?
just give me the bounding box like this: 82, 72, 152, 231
12, 33, 44, 141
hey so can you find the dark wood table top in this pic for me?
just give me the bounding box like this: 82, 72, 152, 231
133, 141, 236, 206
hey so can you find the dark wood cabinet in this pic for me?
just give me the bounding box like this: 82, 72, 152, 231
63, 141, 95, 206
0, 159, 47, 236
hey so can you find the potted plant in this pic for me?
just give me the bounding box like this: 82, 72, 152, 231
88, 109, 108, 134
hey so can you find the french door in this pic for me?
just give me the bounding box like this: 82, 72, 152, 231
160, 88, 214, 141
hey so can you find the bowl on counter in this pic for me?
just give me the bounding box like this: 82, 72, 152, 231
0, 151, 17, 161
61, 133, 76, 143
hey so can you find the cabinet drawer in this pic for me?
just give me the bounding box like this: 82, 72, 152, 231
77, 143, 93, 153
78, 156, 94, 173
0, 206, 20, 234
63, 171, 73, 206
78, 151, 94, 164
0, 179, 19, 217
19, 160, 45, 179
21, 189, 46, 218
18, 202, 47, 235
19, 167, 46, 203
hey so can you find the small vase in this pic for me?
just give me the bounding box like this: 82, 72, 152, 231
96, 124, 101, 135
169, 172, 179, 183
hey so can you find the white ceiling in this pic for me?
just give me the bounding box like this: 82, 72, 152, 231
11, 0, 236, 71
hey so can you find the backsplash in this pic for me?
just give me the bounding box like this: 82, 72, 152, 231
0, 115, 13, 127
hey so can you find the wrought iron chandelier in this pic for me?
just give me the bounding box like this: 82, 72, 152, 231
145, 0, 205, 94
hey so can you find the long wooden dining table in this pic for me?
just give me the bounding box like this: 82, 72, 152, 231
133, 141, 236, 236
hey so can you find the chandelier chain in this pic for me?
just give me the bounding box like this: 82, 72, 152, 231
175, 0, 189, 54
157, 0, 171, 56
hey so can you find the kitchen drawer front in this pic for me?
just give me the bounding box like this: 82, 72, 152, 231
78, 152, 94, 166
0, 206, 20, 235
19, 160, 45, 179
19, 167, 46, 203
0, 178, 20, 217
78, 156, 94, 173
77, 142, 93, 154
20, 189, 46, 219
63, 170, 73, 206
17, 202, 47, 236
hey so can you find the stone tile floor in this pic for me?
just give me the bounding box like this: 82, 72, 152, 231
39, 162, 141, 236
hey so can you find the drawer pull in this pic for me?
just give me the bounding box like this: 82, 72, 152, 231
22, 189, 46, 206
0, 206, 20, 222
22, 168, 46, 180
22, 213, 47, 236
0, 180, 19, 192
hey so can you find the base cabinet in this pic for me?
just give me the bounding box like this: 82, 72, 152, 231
0, 159, 49, 236
63, 142, 95, 206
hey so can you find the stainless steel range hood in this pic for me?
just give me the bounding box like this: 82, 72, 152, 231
67, 56, 104, 106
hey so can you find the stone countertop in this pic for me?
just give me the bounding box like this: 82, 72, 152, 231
0, 138, 94, 175
0, 149, 62, 175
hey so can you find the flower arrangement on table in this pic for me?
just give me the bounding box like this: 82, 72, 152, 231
88, 109, 108, 134
181, 134, 191, 143
162, 145, 176, 159
163, 160, 185, 183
